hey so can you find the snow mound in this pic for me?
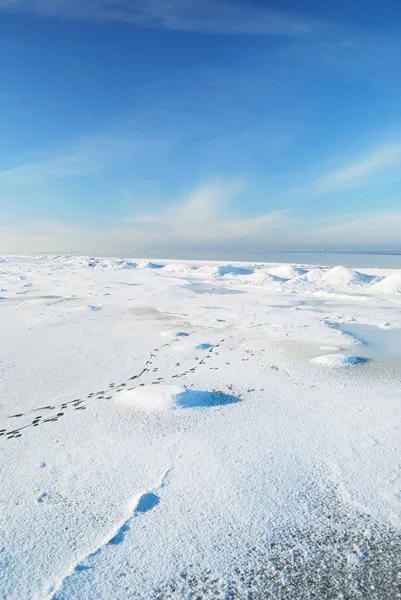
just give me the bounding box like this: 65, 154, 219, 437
294, 266, 375, 288
323, 266, 375, 286
216, 265, 254, 277
293, 268, 326, 285
117, 385, 240, 412
267, 265, 308, 280
311, 353, 368, 366
372, 272, 401, 294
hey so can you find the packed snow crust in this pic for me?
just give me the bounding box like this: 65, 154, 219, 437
0, 254, 400, 600
310, 353, 367, 366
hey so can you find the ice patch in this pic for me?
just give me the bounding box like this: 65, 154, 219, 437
88, 305, 101, 311
217, 265, 254, 276
117, 385, 240, 412
311, 354, 368, 366
114, 260, 138, 270
175, 331, 189, 337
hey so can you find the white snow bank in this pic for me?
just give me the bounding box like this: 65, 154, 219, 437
323, 266, 376, 286
267, 265, 308, 280
311, 353, 367, 366
293, 265, 377, 289
117, 385, 240, 412
372, 272, 401, 294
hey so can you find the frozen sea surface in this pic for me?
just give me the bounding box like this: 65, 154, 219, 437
339, 323, 401, 364
0, 255, 400, 599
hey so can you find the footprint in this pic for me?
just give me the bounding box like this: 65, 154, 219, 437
134, 492, 160, 514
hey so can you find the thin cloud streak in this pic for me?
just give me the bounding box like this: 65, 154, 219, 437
129, 181, 286, 243
0, 130, 170, 186
312, 144, 401, 195
1, 181, 401, 254
0, 0, 320, 36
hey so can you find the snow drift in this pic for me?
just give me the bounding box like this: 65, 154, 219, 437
117, 385, 240, 412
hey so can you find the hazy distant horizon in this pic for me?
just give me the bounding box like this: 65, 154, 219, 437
5, 249, 401, 269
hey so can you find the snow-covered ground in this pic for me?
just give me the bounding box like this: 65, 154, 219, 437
1, 255, 400, 599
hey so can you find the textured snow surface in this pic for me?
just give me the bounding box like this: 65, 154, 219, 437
0, 255, 401, 599
372, 271, 401, 294
310, 353, 367, 366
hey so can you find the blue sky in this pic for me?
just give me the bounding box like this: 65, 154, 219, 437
0, 0, 401, 255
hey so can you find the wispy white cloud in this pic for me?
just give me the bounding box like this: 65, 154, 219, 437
0, 181, 287, 253
2, 180, 400, 254
0, 0, 319, 36
310, 144, 401, 196
0, 129, 170, 186
128, 181, 286, 244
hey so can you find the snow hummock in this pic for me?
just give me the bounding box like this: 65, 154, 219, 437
267, 265, 307, 280
311, 353, 367, 366
372, 272, 401, 294
294, 265, 377, 288
117, 385, 240, 412
322, 265, 376, 286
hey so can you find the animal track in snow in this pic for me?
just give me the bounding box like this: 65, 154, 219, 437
0, 336, 188, 439
170, 338, 225, 380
